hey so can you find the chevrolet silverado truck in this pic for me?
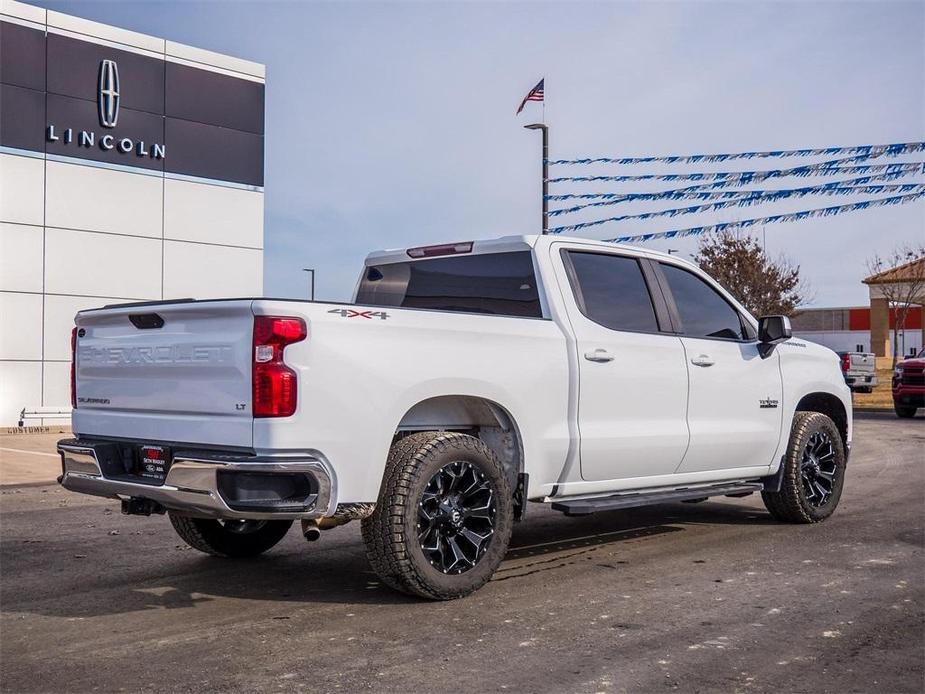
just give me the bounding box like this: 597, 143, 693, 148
58, 235, 852, 600
893, 349, 925, 417
837, 351, 878, 393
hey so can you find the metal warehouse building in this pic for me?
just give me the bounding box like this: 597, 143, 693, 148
0, 0, 266, 427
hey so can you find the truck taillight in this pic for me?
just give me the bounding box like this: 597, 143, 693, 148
840, 353, 850, 372
252, 316, 307, 418
70, 327, 77, 409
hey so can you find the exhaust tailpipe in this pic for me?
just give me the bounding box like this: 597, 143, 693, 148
301, 519, 322, 542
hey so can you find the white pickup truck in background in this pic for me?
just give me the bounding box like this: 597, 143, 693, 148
837, 351, 878, 393
58, 235, 852, 599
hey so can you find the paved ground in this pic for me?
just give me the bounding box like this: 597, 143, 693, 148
1, 412, 922, 693
0, 429, 70, 486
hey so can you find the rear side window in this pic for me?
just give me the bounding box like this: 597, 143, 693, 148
566, 251, 659, 332
356, 251, 542, 318
659, 263, 749, 340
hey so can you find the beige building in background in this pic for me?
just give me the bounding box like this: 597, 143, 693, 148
863, 257, 925, 366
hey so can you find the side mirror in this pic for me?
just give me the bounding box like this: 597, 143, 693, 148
757, 315, 792, 358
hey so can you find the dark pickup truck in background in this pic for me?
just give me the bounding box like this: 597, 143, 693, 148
893, 350, 925, 418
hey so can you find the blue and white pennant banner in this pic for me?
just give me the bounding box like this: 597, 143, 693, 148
548, 168, 925, 217
548, 141, 925, 166
600, 191, 925, 244
549, 184, 925, 232
546, 161, 925, 189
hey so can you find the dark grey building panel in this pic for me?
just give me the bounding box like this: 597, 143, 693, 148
165, 117, 263, 186
165, 62, 264, 135
46, 93, 165, 171
0, 84, 45, 150
3, 25, 263, 185
46, 32, 165, 115
0, 21, 46, 91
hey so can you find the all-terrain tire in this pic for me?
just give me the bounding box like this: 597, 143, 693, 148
894, 404, 917, 418
761, 411, 846, 524
169, 514, 292, 557
361, 432, 514, 600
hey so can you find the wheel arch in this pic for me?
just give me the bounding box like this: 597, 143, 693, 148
795, 391, 849, 450
394, 395, 524, 490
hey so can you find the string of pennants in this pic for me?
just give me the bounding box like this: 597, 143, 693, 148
548, 141, 924, 166
549, 168, 925, 217
547, 158, 922, 185
604, 191, 925, 244
544, 140, 925, 239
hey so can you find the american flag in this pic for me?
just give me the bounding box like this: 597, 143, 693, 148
516, 78, 544, 115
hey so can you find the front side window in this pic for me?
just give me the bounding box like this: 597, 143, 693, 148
355, 251, 542, 318
659, 263, 749, 340
566, 251, 660, 333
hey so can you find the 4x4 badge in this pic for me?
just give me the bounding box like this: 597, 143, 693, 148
328, 308, 389, 320
759, 397, 779, 409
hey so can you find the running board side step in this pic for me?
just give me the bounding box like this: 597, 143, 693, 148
550, 482, 765, 516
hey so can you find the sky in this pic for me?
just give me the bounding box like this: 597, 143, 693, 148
34, 0, 925, 307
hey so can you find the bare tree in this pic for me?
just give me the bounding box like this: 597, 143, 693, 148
693, 230, 809, 316
865, 244, 925, 366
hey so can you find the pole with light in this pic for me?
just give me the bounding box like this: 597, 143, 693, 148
524, 123, 548, 234
302, 268, 315, 301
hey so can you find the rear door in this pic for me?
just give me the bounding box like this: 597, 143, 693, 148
72, 300, 255, 448
556, 248, 690, 482
655, 262, 783, 474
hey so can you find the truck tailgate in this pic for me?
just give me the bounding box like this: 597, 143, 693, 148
847, 352, 876, 374
72, 300, 255, 448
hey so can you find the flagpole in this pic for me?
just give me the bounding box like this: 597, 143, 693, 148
524, 123, 549, 234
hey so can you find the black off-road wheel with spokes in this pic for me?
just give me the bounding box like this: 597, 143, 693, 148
761, 411, 846, 523
169, 514, 293, 557
361, 431, 514, 600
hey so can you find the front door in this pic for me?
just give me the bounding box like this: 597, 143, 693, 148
656, 262, 783, 473
558, 249, 690, 482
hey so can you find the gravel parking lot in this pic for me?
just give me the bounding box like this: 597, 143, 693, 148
1, 411, 922, 693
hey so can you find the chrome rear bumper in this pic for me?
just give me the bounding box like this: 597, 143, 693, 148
57, 440, 335, 520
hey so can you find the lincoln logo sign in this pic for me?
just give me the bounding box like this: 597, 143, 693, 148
98, 59, 120, 128
45, 59, 167, 161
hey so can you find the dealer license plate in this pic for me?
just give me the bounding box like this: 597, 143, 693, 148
138, 445, 170, 484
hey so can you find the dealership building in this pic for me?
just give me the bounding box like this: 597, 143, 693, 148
0, 0, 266, 427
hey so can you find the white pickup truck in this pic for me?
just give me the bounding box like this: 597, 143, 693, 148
58, 235, 852, 599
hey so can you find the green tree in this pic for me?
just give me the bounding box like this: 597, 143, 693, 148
693, 230, 807, 316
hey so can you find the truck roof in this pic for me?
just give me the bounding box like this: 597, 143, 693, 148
364, 234, 690, 266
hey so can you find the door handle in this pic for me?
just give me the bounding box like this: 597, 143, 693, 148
690, 354, 715, 367
584, 348, 614, 363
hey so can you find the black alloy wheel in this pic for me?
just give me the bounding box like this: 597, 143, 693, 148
362, 431, 515, 600
417, 460, 496, 574
169, 514, 292, 557
761, 410, 846, 523
219, 519, 268, 534
799, 430, 838, 508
